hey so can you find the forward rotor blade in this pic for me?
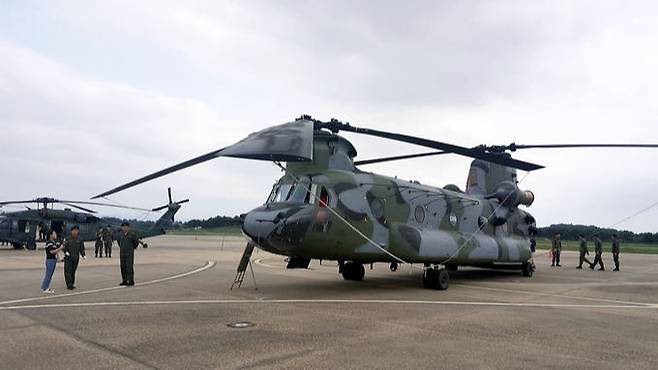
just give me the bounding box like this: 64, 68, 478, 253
93, 119, 315, 199
316, 121, 544, 171
355, 151, 448, 166
61, 202, 97, 214
176, 199, 190, 205
92, 148, 226, 199
151, 205, 168, 212
168, 187, 173, 204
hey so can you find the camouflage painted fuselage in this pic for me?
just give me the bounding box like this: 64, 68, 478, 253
242, 131, 534, 268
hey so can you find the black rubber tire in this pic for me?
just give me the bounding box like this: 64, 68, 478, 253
12, 243, 24, 250
445, 264, 458, 272
26, 241, 37, 251
437, 269, 449, 290
341, 262, 365, 281
423, 268, 449, 290
521, 262, 534, 277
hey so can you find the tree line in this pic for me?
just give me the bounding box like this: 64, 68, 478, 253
538, 224, 657, 243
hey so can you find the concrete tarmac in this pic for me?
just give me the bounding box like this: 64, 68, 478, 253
1, 235, 657, 369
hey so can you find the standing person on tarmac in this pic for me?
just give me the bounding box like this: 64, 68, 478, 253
592, 235, 605, 271
102, 225, 113, 258
62, 225, 86, 290
528, 227, 537, 270
551, 233, 562, 267
41, 230, 63, 293
577, 234, 594, 269
94, 227, 104, 258
118, 222, 139, 286
611, 234, 621, 271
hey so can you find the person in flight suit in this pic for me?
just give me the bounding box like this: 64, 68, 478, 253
611, 234, 621, 271
118, 222, 139, 286
576, 234, 594, 269
591, 235, 605, 271
102, 225, 113, 258
63, 225, 85, 290
551, 233, 562, 267
94, 227, 104, 258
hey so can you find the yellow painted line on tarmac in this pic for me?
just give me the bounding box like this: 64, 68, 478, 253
0, 261, 216, 306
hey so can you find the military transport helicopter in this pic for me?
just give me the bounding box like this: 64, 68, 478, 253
94, 116, 658, 290
1, 188, 188, 250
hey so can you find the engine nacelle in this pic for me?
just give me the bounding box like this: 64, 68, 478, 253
492, 181, 535, 208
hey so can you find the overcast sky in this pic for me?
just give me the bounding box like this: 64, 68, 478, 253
1, 1, 657, 232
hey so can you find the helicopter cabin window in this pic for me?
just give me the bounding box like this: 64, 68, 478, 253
319, 187, 330, 208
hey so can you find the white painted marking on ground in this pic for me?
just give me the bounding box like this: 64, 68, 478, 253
452, 283, 656, 307
0, 261, 216, 306
0, 299, 656, 311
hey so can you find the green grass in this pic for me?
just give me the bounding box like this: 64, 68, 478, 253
536, 239, 658, 254
168, 226, 243, 236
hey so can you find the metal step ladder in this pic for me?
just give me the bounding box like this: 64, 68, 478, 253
231, 242, 258, 290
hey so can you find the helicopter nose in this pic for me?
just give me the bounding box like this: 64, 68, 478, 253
241, 205, 314, 253
241, 208, 284, 243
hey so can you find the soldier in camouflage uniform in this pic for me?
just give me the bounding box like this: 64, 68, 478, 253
592, 235, 604, 271
94, 227, 103, 258
576, 234, 594, 269
551, 233, 562, 267
102, 225, 113, 258
611, 234, 621, 271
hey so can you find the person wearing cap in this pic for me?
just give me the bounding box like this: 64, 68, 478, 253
62, 225, 86, 290
118, 222, 139, 286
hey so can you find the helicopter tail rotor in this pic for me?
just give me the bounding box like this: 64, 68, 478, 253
151, 187, 189, 222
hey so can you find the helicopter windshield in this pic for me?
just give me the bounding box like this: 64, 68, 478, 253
267, 178, 311, 204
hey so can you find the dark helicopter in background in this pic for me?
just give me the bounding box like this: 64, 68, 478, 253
0, 188, 188, 250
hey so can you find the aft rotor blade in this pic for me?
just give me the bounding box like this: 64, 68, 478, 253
510, 143, 658, 150
317, 121, 544, 171
92, 148, 226, 199
355, 151, 448, 166
61, 202, 98, 214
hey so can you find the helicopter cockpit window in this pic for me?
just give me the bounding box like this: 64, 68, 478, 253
267, 178, 311, 204
288, 178, 311, 204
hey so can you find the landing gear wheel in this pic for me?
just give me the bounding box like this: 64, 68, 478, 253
423, 268, 449, 290
26, 239, 37, 251
341, 262, 365, 281
390, 262, 398, 272
521, 262, 534, 277
12, 243, 23, 250
445, 264, 458, 272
